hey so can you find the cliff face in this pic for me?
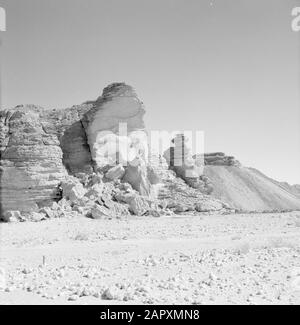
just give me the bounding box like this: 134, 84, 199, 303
82, 83, 148, 170
0, 105, 66, 214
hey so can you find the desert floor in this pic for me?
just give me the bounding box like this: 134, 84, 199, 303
0, 212, 300, 305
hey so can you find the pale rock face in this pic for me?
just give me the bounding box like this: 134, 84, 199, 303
0, 103, 93, 216
195, 201, 224, 212
61, 177, 87, 203
128, 195, 150, 216
0, 106, 68, 214
163, 134, 204, 189
123, 159, 152, 197
105, 164, 125, 181
91, 205, 111, 219
82, 83, 148, 169
2, 211, 23, 223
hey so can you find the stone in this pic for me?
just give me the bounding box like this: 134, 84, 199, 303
84, 183, 104, 200
146, 209, 161, 217
123, 159, 152, 196
147, 166, 161, 185
105, 164, 125, 181
102, 286, 124, 300
89, 173, 103, 186
0, 83, 238, 220
82, 83, 148, 169
174, 204, 189, 213
57, 197, 72, 210
128, 195, 150, 216
2, 210, 23, 223
114, 191, 135, 204
30, 212, 47, 222
163, 134, 204, 189
195, 201, 223, 212
117, 182, 133, 193
61, 177, 87, 203
197, 152, 241, 167
91, 205, 111, 219
0, 103, 95, 218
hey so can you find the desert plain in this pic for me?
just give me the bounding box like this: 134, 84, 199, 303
1, 211, 300, 305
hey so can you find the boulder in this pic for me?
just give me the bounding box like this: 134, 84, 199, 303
0, 103, 94, 218
84, 183, 104, 200
123, 159, 152, 196
109, 202, 130, 218
195, 200, 223, 212
61, 177, 87, 203
105, 164, 125, 181
200, 152, 241, 167
174, 204, 190, 213
1, 210, 23, 223
30, 212, 47, 222
39, 207, 58, 219
128, 196, 150, 216
91, 205, 111, 219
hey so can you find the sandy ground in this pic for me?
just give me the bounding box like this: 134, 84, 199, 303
0, 212, 300, 305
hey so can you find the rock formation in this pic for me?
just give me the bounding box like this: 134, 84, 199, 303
0, 83, 154, 220
163, 134, 201, 183
1, 82, 299, 221
203, 163, 300, 212
82, 83, 148, 169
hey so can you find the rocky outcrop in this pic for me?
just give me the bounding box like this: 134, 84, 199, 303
0, 83, 157, 219
202, 152, 241, 167
0, 103, 95, 216
163, 134, 212, 193
82, 83, 148, 169
82, 83, 153, 197
0, 105, 67, 214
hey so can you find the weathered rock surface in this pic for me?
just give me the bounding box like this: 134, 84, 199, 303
150, 157, 232, 215
199, 152, 241, 167
0, 83, 156, 219
82, 83, 148, 169
0, 106, 68, 215
105, 164, 125, 181
0, 102, 96, 217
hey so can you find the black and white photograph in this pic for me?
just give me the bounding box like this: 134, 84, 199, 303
0, 0, 300, 308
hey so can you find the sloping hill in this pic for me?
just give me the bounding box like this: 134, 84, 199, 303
248, 168, 300, 199
203, 165, 300, 212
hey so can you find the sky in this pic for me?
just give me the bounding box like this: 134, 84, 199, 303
0, 0, 300, 184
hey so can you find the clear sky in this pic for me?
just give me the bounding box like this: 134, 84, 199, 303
0, 0, 300, 184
